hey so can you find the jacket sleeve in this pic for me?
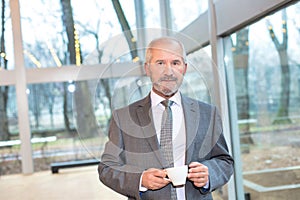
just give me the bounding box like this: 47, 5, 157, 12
98, 110, 143, 200
201, 106, 234, 192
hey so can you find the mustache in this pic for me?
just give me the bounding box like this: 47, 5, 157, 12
159, 76, 178, 81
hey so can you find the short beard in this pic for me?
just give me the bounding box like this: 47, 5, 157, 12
153, 82, 178, 97
149, 73, 181, 97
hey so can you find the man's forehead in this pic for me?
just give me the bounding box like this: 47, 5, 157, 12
152, 55, 183, 61
151, 48, 184, 58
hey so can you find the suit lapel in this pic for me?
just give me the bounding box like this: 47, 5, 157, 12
135, 95, 164, 166
182, 96, 200, 164
133, 94, 201, 167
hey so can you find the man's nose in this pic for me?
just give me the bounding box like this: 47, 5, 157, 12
164, 62, 173, 74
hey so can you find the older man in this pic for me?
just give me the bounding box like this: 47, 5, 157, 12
98, 37, 234, 200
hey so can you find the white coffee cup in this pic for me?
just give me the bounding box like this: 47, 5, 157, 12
166, 165, 188, 186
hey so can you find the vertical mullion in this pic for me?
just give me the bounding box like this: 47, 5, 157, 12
10, 0, 33, 174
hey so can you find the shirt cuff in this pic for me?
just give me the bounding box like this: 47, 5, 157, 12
200, 179, 210, 194
203, 179, 209, 189
139, 172, 148, 192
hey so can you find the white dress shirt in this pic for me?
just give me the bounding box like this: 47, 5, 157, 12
149, 90, 187, 200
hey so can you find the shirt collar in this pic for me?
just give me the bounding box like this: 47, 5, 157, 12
150, 89, 182, 108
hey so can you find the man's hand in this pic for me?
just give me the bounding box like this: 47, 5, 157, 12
187, 162, 209, 188
141, 168, 170, 190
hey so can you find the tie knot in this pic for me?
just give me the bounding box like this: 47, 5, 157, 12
161, 100, 174, 108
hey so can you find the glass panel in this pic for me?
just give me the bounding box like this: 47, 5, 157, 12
27, 82, 73, 171
170, 0, 208, 31
186, 45, 212, 103
20, 0, 137, 68
25, 78, 148, 171
224, 2, 300, 199
119, 0, 136, 28
73, 0, 136, 64
87, 32, 140, 65
0, 86, 20, 175
140, 0, 208, 38
25, 80, 108, 168
1, 0, 14, 70
143, 0, 161, 28
20, 0, 64, 68
141, 0, 166, 47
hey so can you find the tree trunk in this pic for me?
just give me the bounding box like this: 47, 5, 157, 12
32, 85, 40, 128
0, 88, 9, 140
74, 81, 99, 138
267, 9, 291, 124
232, 28, 253, 144
60, 0, 98, 138
63, 82, 71, 132
274, 50, 291, 124
0, 0, 10, 141
111, 0, 138, 60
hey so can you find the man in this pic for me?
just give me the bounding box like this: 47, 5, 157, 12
98, 37, 234, 199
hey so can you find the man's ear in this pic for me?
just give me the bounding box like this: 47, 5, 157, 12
144, 63, 150, 76
183, 63, 187, 74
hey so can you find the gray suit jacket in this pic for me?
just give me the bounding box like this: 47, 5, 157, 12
98, 94, 234, 200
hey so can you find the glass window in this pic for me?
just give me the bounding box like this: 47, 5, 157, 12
170, 0, 208, 31
128, 0, 208, 43
144, 0, 161, 28
24, 76, 150, 170
224, 2, 300, 198
141, 0, 166, 47
0, 86, 20, 174
20, 0, 137, 68
1, 0, 13, 70
186, 45, 212, 103
26, 81, 106, 170
72, 0, 137, 64
20, 0, 64, 68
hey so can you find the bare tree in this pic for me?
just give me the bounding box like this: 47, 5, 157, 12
266, 9, 291, 124
111, 0, 138, 60
232, 28, 250, 119
231, 27, 253, 144
60, 0, 99, 138
0, 0, 9, 141
76, 20, 112, 124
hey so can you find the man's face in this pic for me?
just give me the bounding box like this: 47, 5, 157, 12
145, 43, 187, 98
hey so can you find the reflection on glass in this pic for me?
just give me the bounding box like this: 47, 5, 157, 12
186, 46, 212, 104
1, 0, 14, 70
225, 2, 300, 199
170, 0, 208, 31
17, 77, 148, 174
23, 81, 101, 172
0, 86, 20, 174
20, 0, 64, 68
144, 0, 160, 28
18, 0, 209, 68
20, 0, 138, 67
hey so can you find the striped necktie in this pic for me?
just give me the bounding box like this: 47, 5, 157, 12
160, 100, 177, 200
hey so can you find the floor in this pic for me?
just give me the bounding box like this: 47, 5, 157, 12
0, 166, 127, 200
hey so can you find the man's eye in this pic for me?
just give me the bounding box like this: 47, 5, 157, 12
156, 62, 164, 65
172, 61, 180, 65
